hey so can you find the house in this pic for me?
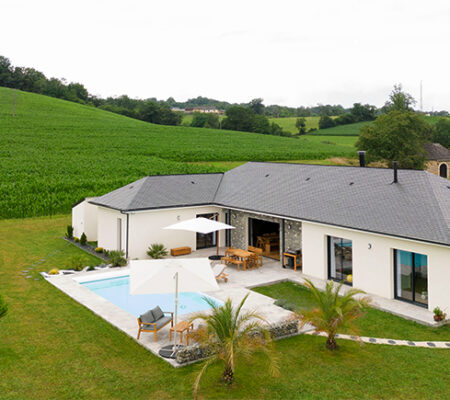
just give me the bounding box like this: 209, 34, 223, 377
184, 106, 224, 114
424, 143, 450, 179
72, 162, 450, 312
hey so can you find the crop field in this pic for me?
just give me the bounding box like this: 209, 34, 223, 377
0, 88, 357, 219
269, 116, 320, 134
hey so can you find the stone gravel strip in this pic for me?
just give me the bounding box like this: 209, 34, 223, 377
303, 330, 450, 349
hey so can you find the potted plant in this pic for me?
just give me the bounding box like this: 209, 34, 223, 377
433, 307, 446, 322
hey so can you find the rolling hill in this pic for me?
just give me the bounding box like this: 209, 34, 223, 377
0, 88, 357, 218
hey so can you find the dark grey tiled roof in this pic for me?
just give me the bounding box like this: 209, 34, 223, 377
424, 143, 450, 160
90, 163, 450, 246
90, 174, 223, 211
214, 162, 450, 246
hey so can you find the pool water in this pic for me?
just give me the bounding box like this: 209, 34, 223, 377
81, 275, 221, 317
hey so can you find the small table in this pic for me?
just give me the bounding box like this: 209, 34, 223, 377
169, 321, 194, 345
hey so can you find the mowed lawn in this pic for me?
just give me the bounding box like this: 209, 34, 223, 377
0, 87, 357, 219
1, 217, 449, 399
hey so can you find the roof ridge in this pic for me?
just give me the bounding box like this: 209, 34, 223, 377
425, 173, 450, 232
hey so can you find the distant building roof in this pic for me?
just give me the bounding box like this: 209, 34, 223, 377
90, 163, 450, 246
424, 143, 450, 161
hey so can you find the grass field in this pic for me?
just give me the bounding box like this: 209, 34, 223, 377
1, 216, 449, 400
0, 87, 357, 219
268, 116, 320, 134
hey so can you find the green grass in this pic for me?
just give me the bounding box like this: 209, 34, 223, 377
0, 87, 358, 219
269, 117, 320, 134
310, 121, 371, 136
1, 216, 449, 399
253, 281, 450, 341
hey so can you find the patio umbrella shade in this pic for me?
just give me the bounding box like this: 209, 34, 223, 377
129, 258, 220, 357
164, 217, 235, 256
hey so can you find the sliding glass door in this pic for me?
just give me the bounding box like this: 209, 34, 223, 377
394, 250, 428, 306
196, 213, 217, 249
328, 236, 353, 285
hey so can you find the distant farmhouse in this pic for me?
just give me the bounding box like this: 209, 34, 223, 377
424, 143, 450, 179
184, 106, 224, 114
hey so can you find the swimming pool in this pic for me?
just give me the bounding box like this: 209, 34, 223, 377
80, 274, 221, 317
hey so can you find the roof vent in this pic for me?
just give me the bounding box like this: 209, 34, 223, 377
393, 161, 398, 183
191, 181, 196, 184
129, 185, 134, 189
349, 182, 354, 186
265, 174, 270, 177
306, 177, 310, 181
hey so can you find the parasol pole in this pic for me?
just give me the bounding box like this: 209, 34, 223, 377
172, 272, 179, 355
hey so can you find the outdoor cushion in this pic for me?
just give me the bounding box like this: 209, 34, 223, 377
151, 306, 164, 321
154, 315, 172, 329
141, 323, 156, 330
140, 309, 155, 324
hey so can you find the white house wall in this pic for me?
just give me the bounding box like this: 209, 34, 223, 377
302, 222, 450, 311
95, 205, 225, 258
71, 199, 98, 241
97, 207, 127, 252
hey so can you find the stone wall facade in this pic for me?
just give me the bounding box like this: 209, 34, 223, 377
426, 160, 449, 179
224, 209, 302, 259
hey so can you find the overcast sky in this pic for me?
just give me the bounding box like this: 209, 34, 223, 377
2, 0, 449, 110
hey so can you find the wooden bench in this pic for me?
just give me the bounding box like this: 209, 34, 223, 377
170, 246, 191, 256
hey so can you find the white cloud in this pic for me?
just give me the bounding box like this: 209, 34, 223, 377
1, 0, 449, 109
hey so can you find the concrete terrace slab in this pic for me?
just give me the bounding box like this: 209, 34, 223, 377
44, 247, 441, 367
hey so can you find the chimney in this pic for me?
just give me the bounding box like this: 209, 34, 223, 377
393, 161, 398, 183
358, 151, 366, 167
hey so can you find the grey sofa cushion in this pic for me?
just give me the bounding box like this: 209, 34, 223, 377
151, 306, 164, 321
155, 315, 172, 329
140, 309, 155, 323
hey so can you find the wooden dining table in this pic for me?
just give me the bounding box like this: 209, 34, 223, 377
227, 248, 253, 270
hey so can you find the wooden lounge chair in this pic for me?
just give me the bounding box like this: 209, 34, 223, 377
213, 264, 229, 282
137, 306, 174, 342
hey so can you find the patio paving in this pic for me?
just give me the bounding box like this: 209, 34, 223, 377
44, 247, 441, 367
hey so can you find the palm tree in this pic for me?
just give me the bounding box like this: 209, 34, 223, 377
299, 279, 370, 350
188, 294, 279, 398
147, 243, 168, 259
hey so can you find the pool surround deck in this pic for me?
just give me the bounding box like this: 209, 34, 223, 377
44, 247, 443, 367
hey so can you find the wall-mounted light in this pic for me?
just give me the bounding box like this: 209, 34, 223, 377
177, 215, 181, 221
368, 243, 372, 250
287, 224, 292, 230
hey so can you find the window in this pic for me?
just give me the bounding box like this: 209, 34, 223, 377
394, 250, 428, 307
328, 236, 353, 285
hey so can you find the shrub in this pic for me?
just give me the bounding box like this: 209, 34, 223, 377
80, 232, 87, 246
67, 255, 86, 271
66, 225, 74, 239
147, 243, 168, 259
108, 250, 127, 267
48, 268, 60, 275
95, 247, 104, 253
74, 237, 80, 243
0, 294, 8, 320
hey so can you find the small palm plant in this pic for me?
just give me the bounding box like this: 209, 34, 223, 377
299, 279, 370, 350
188, 294, 279, 399
107, 250, 127, 267
147, 243, 168, 259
